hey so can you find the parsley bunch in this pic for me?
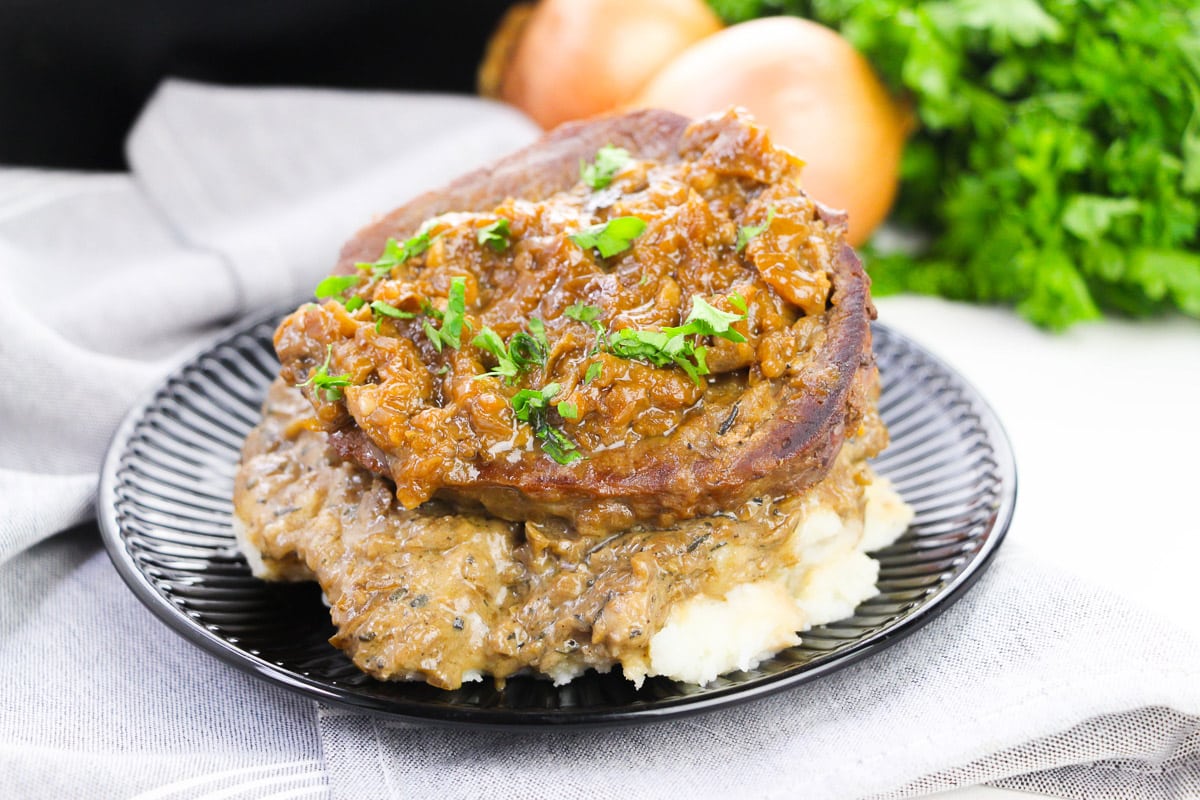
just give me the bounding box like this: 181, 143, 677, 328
709, 0, 1200, 329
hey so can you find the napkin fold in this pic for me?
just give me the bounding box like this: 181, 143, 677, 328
1, 80, 1198, 799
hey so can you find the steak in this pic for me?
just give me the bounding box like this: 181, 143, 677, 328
273, 108, 876, 536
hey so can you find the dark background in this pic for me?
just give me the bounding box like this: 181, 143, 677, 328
0, 0, 516, 170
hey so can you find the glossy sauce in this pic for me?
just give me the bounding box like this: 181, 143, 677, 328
273, 112, 845, 526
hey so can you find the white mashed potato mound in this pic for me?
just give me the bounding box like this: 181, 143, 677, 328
645, 582, 804, 685
642, 475, 912, 686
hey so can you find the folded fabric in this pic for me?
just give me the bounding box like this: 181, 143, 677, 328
1, 80, 1198, 800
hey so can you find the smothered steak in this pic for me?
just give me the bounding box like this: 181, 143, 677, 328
274, 109, 875, 536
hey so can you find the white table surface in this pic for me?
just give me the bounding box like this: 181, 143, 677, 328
875, 295, 1200, 798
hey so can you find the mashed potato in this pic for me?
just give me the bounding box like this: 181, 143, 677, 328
640, 477, 911, 686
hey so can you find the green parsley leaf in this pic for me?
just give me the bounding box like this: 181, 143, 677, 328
769, 0, 1200, 328
556, 401, 578, 419
510, 383, 582, 464
569, 216, 646, 258
606, 296, 746, 385
664, 296, 747, 343
584, 361, 603, 384
729, 292, 748, 313
536, 425, 582, 465
511, 382, 559, 422
423, 277, 470, 352
371, 300, 415, 320
371, 300, 415, 332
420, 298, 443, 321
609, 328, 708, 384
580, 145, 632, 190
477, 218, 512, 253
735, 206, 776, 253
356, 229, 433, 278
472, 320, 548, 382
314, 274, 362, 300
564, 303, 602, 323
297, 344, 353, 403
472, 327, 520, 380
527, 317, 549, 356
509, 332, 547, 372
564, 302, 607, 352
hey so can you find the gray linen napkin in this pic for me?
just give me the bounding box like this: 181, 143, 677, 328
2, 80, 1199, 799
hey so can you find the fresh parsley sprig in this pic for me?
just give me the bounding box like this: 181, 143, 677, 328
477, 218, 512, 253
510, 383, 582, 464
297, 344, 353, 403
422, 277, 470, 352
564, 301, 607, 352
580, 145, 631, 190
736, 206, 776, 253
472, 319, 549, 382
663, 296, 747, 342
608, 329, 711, 385
564, 302, 602, 325
370, 300, 415, 332
314, 274, 366, 311
569, 216, 646, 258
356, 228, 433, 279
607, 296, 747, 386
472, 328, 520, 381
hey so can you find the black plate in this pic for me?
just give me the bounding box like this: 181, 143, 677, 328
98, 311, 1016, 728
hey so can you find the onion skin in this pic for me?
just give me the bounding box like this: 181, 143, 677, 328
632, 17, 911, 246
493, 0, 723, 130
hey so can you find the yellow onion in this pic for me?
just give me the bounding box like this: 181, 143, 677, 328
632, 17, 912, 245
480, 0, 723, 130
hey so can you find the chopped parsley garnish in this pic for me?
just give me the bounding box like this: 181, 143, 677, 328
564, 303, 602, 324
564, 301, 607, 353
556, 401, 578, 420
569, 216, 646, 258
314, 274, 361, 300
297, 344, 353, 402
608, 328, 711, 385
508, 329, 548, 371
423, 277, 470, 352
510, 383, 582, 464
729, 292, 748, 313
510, 383, 557, 420
356, 229, 433, 278
584, 361, 603, 384
526, 317, 549, 357
665, 296, 747, 342
477, 218, 512, 253
314, 274, 366, 311
472, 328, 520, 381
370, 300, 415, 332
607, 296, 746, 386
735, 206, 776, 253
580, 145, 631, 190
472, 319, 548, 382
